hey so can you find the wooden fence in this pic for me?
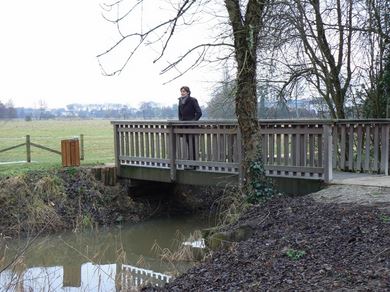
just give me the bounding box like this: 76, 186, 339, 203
0, 134, 84, 163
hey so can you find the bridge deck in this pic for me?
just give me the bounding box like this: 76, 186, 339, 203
332, 171, 390, 187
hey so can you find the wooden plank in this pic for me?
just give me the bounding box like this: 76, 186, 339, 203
173, 128, 236, 135
364, 125, 370, 171
237, 128, 243, 185
291, 134, 297, 166
161, 133, 166, 159
151, 131, 156, 158
0, 143, 26, 153
30, 142, 62, 155
348, 125, 354, 171
340, 125, 346, 170
118, 127, 169, 133
124, 131, 129, 156
135, 132, 140, 157
189, 134, 194, 161
140, 131, 145, 157
130, 132, 134, 157
207, 134, 212, 161
200, 134, 206, 161
156, 132, 160, 159
323, 125, 333, 182
176, 135, 182, 160
332, 125, 338, 169
296, 133, 301, 167
176, 159, 239, 169
232, 135, 238, 162
276, 134, 281, 165
318, 134, 323, 167
269, 133, 275, 165
302, 132, 307, 167
119, 156, 170, 165
380, 125, 389, 174
145, 131, 150, 158
120, 130, 125, 157
265, 164, 323, 173
263, 133, 268, 164
220, 133, 226, 162
309, 134, 315, 167
374, 126, 379, 171
212, 133, 218, 161
356, 125, 363, 171
283, 134, 289, 165
169, 126, 176, 181
216, 129, 222, 161
227, 134, 233, 162
257, 128, 323, 135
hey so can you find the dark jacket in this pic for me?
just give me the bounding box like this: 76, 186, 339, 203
178, 96, 202, 121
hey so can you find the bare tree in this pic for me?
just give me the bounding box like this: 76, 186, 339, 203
360, 0, 390, 117
98, 0, 271, 195
274, 0, 358, 119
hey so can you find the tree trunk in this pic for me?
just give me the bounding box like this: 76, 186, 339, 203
225, 0, 269, 196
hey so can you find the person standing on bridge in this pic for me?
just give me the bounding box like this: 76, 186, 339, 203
178, 86, 202, 121
178, 86, 202, 169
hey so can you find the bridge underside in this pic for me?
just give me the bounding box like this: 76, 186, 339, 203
118, 166, 238, 186
118, 165, 323, 195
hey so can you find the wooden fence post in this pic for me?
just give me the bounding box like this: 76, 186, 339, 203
169, 123, 176, 182
323, 125, 333, 182
80, 134, 84, 160
26, 135, 31, 163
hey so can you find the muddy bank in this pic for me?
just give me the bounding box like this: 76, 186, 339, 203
0, 167, 222, 239
0, 168, 144, 238
144, 187, 390, 291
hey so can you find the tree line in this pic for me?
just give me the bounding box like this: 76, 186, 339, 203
0, 98, 321, 120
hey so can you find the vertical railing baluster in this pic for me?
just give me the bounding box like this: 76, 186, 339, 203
169, 123, 176, 181
323, 124, 333, 182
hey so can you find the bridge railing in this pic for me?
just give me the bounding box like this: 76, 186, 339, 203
259, 120, 332, 181
333, 120, 389, 175
112, 120, 333, 182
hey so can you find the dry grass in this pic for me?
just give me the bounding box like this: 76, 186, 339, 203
212, 185, 250, 228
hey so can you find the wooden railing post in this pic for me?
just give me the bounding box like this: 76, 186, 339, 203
80, 134, 84, 160
113, 124, 121, 176
323, 125, 333, 182
168, 123, 176, 182
26, 135, 31, 163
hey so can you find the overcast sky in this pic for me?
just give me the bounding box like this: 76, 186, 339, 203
0, 0, 220, 109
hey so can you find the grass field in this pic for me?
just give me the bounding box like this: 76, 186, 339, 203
0, 119, 115, 175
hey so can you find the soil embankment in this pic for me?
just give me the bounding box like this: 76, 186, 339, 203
144, 185, 390, 291
0, 167, 223, 239
0, 167, 148, 238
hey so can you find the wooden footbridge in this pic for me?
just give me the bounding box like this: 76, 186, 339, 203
112, 119, 390, 190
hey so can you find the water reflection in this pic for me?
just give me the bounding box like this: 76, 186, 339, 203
0, 215, 212, 291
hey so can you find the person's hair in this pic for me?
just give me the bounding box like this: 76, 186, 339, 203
180, 86, 191, 95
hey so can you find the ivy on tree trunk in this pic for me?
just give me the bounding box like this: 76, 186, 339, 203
225, 0, 273, 198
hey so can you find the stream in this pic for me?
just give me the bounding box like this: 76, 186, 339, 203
0, 214, 214, 291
